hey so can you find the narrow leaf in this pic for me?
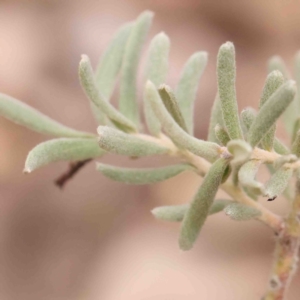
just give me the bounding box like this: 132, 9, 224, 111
152, 199, 233, 222
176, 52, 208, 134
273, 138, 290, 155
79, 55, 137, 133
158, 84, 188, 132
264, 167, 293, 200
292, 117, 300, 143
91, 23, 133, 124
259, 71, 284, 151
224, 203, 261, 221
97, 126, 168, 157
97, 163, 192, 184
144, 32, 170, 136
241, 107, 256, 132
214, 124, 230, 146
247, 80, 296, 147
24, 138, 104, 173
207, 94, 224, 142
238, 160, 265, 195
179, 157, 229, 250
0, 93, 94, 138
119, 10, 154, 126
146, 81, 220, 162
291, 130, 300, 157
217, 42, 243, 140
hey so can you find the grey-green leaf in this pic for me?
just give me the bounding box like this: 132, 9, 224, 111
144, 32, 170, 136
224, 203, 261, 221
158, 84, 188, 132
247, 80, 296, 147
119, 10, 154, 126
264, 167, 293, 200
146, 81, 220, 162
259, 71, 284, 151
79, 55, 137, 133
214, 124, 230, 146
96, 163, 192, 184
91, 22, 133, 124
97, 126, 168, 157
207, 94, 224, 142
217, 42, 243, 140
152, 199, 233, 222
238, 160, 265, 196
241, 107, 256, 132
24, 138, 104, 173
179, 157, 229, 250
0, 93, 94, 138
292, 129, 300, 157
176, 52, 208, 134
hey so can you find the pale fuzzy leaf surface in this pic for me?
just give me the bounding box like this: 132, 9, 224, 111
259, 71, 284, 151
146, 81, 220, 162
224, 203, 261, 221
24, 138, 104, 173
119, 11, 154, 126
273, 138, 290, 155
214, 124, 230, 146
264, 167, 293, 199
158, 84, 188, 132
91, 22, 133, 124
0, 93, 94, 138
152, 199, 233, 222
176, 52, 208, 134
238, 160, 265, 196
96, 163, 192, 184
241, 107, 256, 132
144, 32, 170, 136
79, 55, 137, 133
227, 140, 252, 166
217, 42, 243, 140
247, 81, 296, 147
179, 157, 229, 251
97, 126, 168, 157
292, 118, 300, 143
207, 94, 224, 142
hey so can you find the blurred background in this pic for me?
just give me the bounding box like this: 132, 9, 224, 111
1, 0, 300, 299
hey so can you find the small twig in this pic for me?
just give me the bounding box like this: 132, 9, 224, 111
55, 159, 92, 189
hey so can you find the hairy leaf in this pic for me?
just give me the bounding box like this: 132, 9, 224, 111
247, 81, 296, 147
152, 199, 233, 222
224, 203, 261, 221
0, 93, 94, 138
24, 138, 104, 173
97, 163, 192, 184
91, 23, 133, 123
238, 160, 265, 195
291, 130, 300, 157
158, 84, 188, 132
176, 52, 208, 134
144, 32, 170, 136
217, 42, 243, 140
259, 71, 284, 151
207, 94, 224, 142
179, 157, 229, 250
264, 167, 293, 200
79, 55, 137, 133
119, 10, 153, 126
241, 107, 256, 132
97, 126, 168, 156
146, 81, 220, 162
214, 124, 230, 146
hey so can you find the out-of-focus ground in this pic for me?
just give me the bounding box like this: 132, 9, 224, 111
0, 0, 300, 299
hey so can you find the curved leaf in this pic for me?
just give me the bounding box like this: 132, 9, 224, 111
176, 52, 208, 134
207, 94, 224, 142
179, 157, 229, 250
214, 124, 230, 146
97, 163, 192, 184
97, 126, 168, 157
24, 138, 104, 173
0, 93, 94, 138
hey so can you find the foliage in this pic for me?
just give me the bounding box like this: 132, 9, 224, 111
1, 10, 300, 300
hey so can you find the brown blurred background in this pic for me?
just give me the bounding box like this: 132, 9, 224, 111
1, 0, 300, 299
